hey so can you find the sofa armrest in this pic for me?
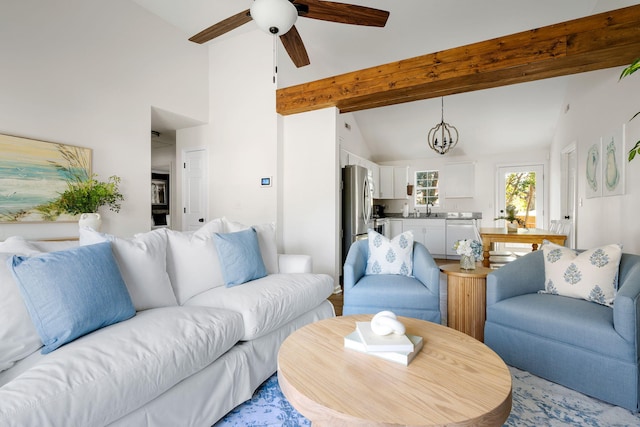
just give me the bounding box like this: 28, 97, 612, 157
343, 240, 368, 292
412, 242, 439, 295
486, 250, 545, 306
278, 254, 312, 274
613, 254, 640, 343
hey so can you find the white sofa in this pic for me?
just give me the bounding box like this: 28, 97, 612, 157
0, 218, 335, 427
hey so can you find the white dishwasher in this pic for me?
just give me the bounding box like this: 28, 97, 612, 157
445, 218, 478, 259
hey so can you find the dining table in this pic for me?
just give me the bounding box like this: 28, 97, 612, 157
479, 227, 567, 267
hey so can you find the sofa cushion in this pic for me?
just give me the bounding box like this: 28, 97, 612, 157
214, 228, 267, 287
486, 293, 634, 362
80, 227, 177, 310
0, 306, 244, 426
184, 273, 334, 340
0, 249, 42, 372
345, 273, 439, 311
540, 242, 622, 306
9, 242, 136, 354
365, 229, 414, 276
223, 218, 279, 274
165, 219, 226, 304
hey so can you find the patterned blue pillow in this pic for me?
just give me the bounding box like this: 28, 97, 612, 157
540, 241, 622, 306
365, 229, 414, 276
9, 242, 135, 354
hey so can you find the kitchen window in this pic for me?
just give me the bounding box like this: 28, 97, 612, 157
415, 170, 439, 207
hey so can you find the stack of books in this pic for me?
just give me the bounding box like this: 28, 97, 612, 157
343, 321, 423, 366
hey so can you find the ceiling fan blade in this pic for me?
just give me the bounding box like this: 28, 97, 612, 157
280, 26, 310, 68
189, 9, 252, 44
295, 0, 389, 27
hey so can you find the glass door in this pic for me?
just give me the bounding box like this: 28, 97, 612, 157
497, 164, 545, 229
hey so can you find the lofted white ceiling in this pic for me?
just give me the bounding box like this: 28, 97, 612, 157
134, 0, 635, 161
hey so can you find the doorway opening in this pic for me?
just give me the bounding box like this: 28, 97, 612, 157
496, 164, 545, 253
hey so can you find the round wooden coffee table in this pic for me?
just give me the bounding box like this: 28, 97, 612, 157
278, 315, 512, 426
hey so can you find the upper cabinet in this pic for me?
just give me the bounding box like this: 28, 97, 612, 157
341, 149, 409, 200
378, 166, 408, 199
393, 166, 409, 199
443, 162, 475, 198
378, 166, 394, 199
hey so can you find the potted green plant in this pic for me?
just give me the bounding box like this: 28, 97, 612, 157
55, 174, 124, 230
494, 204, 524, 232
621, 57, 640, 161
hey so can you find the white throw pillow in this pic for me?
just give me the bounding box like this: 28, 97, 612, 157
79, 228, 177, 310
540, 241, 622, 306
165, 219, 226, 304
0, 238, 44, 372
365, 229, 414, 276
223, 218, 279, 274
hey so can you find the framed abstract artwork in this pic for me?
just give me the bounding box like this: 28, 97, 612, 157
0, 134, 92, 223
585, 139, 602, 199
602, 124, 625, 197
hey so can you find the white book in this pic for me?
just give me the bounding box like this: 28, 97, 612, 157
355, 321, 415, 352
344, 331, 424, 366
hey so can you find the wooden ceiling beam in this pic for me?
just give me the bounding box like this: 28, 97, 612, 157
276, 4, 640, 116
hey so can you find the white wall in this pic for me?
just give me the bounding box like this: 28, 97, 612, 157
550, 67, 640, 253
0, 0, 208, 240
205, 31, 279, 228
283, 108, 340, 284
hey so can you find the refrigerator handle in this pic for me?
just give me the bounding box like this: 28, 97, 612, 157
363, 176, 372, 225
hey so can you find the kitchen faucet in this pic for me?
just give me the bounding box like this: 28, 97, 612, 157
426, 202, 432, 217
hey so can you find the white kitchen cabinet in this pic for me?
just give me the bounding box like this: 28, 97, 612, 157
389, 219, 403, 238
378, 166, 394, 199
402, 220, 425, 247
393, 166, 409, 199
424, 219, 446, 256
443, 162, 475, 198
378, 165, 409, 199
402, 219, 446, 257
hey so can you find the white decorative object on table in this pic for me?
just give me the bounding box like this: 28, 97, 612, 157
78, 213, 102, 232
370, 310, 405, 335
355, 311, 414, 353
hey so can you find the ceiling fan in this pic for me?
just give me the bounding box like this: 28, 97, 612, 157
189, 0, 390, 68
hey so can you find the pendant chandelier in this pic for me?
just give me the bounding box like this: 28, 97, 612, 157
427, 97, 459, 155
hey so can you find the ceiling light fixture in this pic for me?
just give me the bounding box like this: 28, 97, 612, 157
427, 97, 459, 155
250, 0, 298, 35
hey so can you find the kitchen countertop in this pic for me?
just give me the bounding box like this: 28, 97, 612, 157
381, 212, 482, 220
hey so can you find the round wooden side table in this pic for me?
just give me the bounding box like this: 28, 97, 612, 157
440, 263, 493, 342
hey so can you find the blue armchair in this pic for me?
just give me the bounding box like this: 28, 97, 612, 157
342, 239, 441, 323
484, 250, 640, 411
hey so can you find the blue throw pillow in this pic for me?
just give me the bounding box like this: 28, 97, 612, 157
9, 241, 135, 354
214, 228, 267, 287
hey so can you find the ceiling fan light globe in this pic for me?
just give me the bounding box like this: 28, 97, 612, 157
250, 0, 298, 35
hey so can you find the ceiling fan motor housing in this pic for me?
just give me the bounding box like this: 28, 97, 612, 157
250, 0, 298, 35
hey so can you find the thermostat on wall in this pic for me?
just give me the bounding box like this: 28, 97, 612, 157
261, 177, 272, 187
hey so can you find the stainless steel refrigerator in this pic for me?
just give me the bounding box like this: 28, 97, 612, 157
342, 164, 373, 264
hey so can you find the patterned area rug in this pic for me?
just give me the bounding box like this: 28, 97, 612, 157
214, 367, 640, 427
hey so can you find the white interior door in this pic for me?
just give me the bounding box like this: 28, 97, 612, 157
561, 144, 577, 248
182, 148, 208, 231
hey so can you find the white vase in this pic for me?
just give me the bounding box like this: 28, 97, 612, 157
460, 255, 476, 270
79, 213, 102, 231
